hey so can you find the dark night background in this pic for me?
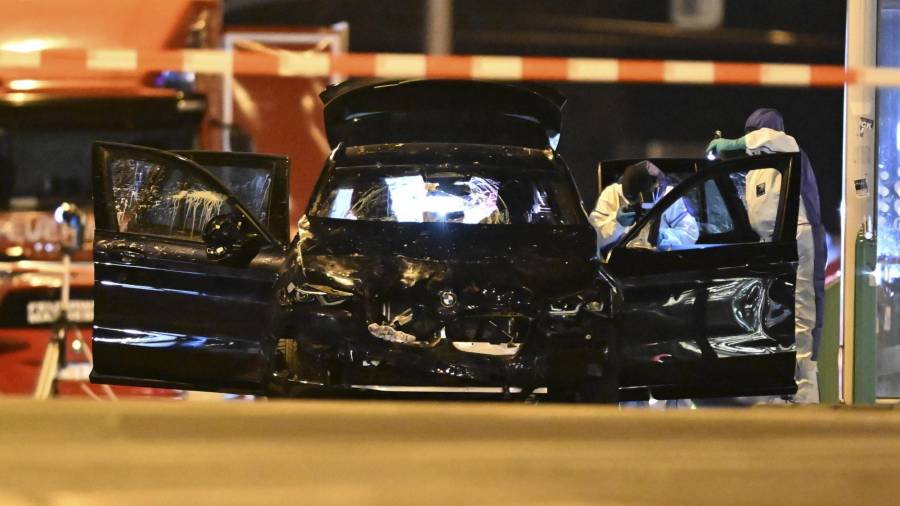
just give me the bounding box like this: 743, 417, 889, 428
225, 0, 847, 234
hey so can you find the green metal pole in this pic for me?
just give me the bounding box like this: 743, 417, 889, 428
818, 280, 841, 405
853, 229, 877, 404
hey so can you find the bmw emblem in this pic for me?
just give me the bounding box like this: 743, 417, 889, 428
438, 290, 458, 308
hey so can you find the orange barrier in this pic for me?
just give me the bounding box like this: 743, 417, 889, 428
2, 49, 900, 87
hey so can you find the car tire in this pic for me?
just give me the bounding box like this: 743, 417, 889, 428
578, 374, 618, 404
546, 339, 618, 403
547, 374, 617, 404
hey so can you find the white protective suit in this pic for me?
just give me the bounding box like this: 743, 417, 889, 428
744, 128, 818, 403
589, 183, 699, 256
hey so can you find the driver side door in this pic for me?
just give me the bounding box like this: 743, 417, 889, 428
90, 142, 290, 394
603, 153, 801, 399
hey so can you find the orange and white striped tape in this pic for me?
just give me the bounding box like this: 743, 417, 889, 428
2, 49, 900, 88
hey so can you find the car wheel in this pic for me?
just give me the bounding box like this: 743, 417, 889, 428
547, 375, 617, 404
578, 374, 618, 404
546, 353, 619, 404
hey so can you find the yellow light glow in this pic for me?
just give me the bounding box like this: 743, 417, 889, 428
768, 30, 796, 46
8, 80, 38, 91
0, 38, 52, 53
4, 246, 24, 257
6, 93, 28, 104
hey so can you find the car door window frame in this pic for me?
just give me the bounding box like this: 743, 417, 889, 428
597, 158, 704, 193
92, 142, 280, 248
706, 172, 759, 244
614, 153, 799, 253
647, 174, 758, 249
173, 150, 290, 246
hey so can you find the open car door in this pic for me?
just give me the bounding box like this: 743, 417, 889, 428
601, 153, 801, 399
90, 143, 290, 394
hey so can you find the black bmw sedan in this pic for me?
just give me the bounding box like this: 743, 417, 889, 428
90, 80, 803, 402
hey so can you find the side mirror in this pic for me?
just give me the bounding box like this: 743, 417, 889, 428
202, 212, 263, 265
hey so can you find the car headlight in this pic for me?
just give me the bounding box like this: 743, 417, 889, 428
548, 293, 606, 318
547, 295, 583, 318
584, 300, 605, 314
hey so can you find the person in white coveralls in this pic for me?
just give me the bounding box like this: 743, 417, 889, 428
707, 108, 826, 404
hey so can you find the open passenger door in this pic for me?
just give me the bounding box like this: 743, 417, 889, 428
601, 153, 801, 399
90, 143, 290, 393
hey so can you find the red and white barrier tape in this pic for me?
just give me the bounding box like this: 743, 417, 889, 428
3, 49, 900, 88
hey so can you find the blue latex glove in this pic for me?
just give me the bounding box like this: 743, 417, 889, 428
706, 136, 747, 157
616, 210, 637, 227
657, 228, 683, 251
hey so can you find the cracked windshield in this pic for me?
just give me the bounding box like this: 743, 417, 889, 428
313, 167, 582, 225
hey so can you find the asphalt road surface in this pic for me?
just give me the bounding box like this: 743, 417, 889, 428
1, 398, 899, 505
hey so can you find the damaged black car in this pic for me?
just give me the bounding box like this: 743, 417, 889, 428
90, 80, 803, 402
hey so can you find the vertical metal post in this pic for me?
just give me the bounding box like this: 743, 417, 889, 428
841, 0, 878, 404
33, 253, 70, 400
425, 0, 454, 55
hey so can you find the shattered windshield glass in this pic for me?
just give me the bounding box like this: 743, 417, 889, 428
110, 158, 233, 241
202, 165, 273, 228
312, 166, 582, 225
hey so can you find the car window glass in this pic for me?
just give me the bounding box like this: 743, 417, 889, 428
626, 168, 775, 251
109, 157, 234, 241
625, 188, 700, 251
701, 179, 734, 234
729, 171, 750, 213
313, 167, 582, 226
662, 172, 693, 188
202, 165, 272, 228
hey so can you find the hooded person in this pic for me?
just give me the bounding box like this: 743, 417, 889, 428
589, 160, 698, 256
707, 108, 826, 404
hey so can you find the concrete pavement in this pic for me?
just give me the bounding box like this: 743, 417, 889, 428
0, 398, 899, 505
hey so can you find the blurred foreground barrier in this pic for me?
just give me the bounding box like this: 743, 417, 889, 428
2, 49, 900, 87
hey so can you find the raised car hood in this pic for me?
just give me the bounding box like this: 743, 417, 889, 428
319, 80, 565, 149
298, 218, 594, 300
